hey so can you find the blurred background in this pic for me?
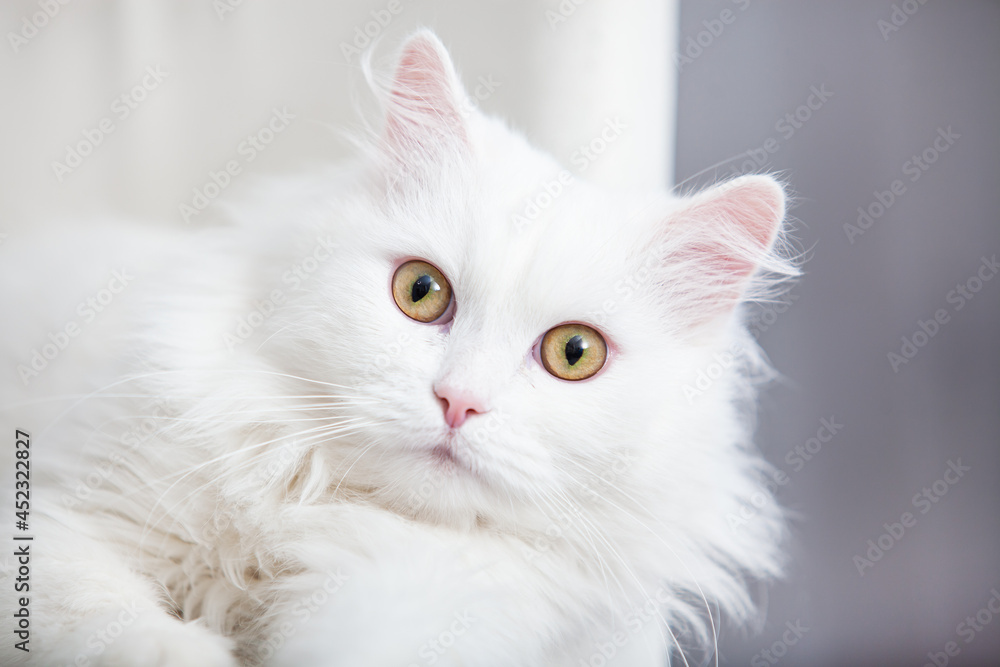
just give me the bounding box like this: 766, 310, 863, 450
1, 1, 998, 665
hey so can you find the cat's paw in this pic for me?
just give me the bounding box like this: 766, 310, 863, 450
78, 609, 237, 667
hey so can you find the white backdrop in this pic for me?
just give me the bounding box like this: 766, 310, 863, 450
0, 0, 677, 230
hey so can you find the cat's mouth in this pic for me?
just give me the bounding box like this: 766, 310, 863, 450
429, 443, 476, 476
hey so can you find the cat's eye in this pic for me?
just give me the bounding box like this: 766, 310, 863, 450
392, 260, 453, 323
539, 323, 607, 381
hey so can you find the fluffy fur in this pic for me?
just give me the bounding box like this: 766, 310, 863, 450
1, 31, 796, 666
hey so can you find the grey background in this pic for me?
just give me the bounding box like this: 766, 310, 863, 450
674, 1, 1000, 665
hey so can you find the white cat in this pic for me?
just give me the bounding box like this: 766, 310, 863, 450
1, 31, 795, 667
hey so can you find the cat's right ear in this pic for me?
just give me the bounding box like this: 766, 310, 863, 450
652, 175, 793, 326
381, 30, 470, 164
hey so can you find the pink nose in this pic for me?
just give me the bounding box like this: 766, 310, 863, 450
435, 385, 487, 429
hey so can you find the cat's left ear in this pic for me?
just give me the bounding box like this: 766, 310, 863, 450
382, 30, 470, 159
655, 175, 789, 323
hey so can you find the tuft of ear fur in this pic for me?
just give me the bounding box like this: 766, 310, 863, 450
381, 30, 470, 161
653, 175, 796, 326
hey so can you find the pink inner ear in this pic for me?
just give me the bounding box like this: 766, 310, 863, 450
385, 33, 467, 150
661, 176, 785, 320
685, 176, 784, 282
713, 180, 783, 250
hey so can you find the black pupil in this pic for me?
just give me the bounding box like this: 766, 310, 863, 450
565, 335, 588, 366
411, 274, 439, 303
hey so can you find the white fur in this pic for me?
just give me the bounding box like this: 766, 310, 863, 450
0, 31, 796, 666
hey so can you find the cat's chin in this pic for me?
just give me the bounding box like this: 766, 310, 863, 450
395, 479, 498, 531
363, 444, 512, 530
428, 442, 478, 477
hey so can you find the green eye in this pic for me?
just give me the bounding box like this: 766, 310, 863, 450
392, 260, 453, 323
540, 323, 607, 381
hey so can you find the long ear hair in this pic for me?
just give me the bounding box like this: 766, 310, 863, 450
363, 30, 472, 176
648, 175, 799, 328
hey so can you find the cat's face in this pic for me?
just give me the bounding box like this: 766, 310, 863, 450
266, 32, 787, 529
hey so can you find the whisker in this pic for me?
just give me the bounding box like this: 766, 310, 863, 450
253, 322, 299, 353
330, 439, 383, 497
554, 453, 715, 666
136, 420, 378, 551
130, 418, 370, 500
